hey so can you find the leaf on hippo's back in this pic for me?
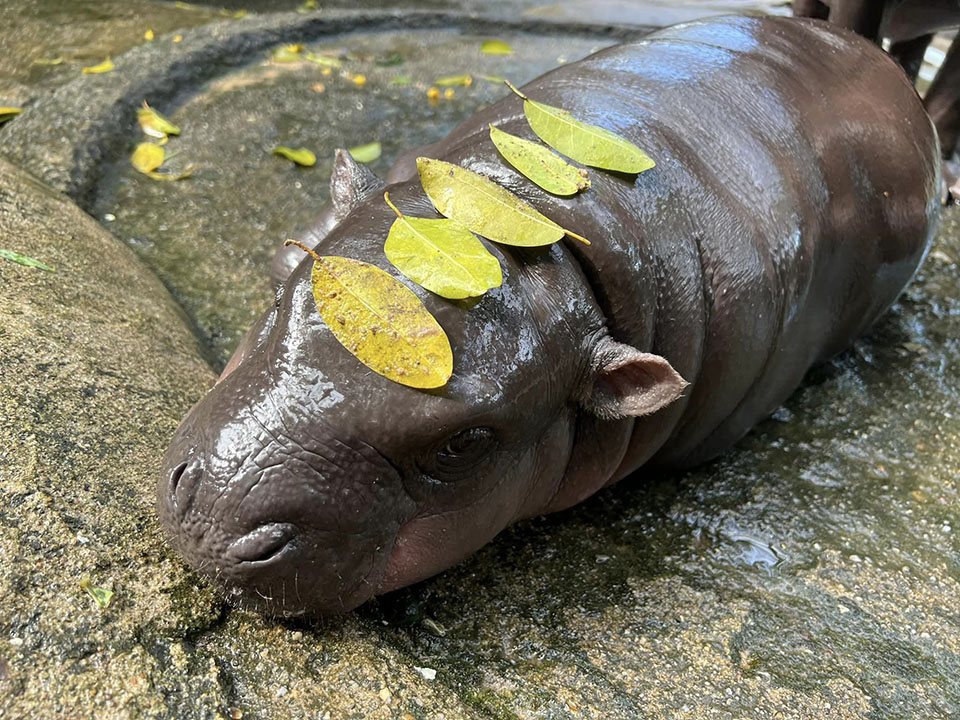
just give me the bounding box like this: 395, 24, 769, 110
0, 248, 54, 272
489, 124, 590, 196
82, 59, 114, 74
480, 39, 513, 55
417, 157, 589, 246
348, 141, 381, 164
272, 146, 316, 166
137, 102, 180, 139
287, 241, 453, 388
0, 108, 21, 124
79, 577, 113, 609
506, 81, 655, 174
383, 191, 501, 299
435, 74, 472, 87
131, 142, 166, 174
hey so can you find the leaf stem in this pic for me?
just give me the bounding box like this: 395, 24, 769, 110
503, 79, 528, 101
564, 228, 591, 246
383, 191, 403, 219
284, 239, 321, 261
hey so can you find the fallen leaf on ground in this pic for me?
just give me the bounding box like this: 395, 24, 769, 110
272, 146, 316, 166
0, 108, 21, 124
480, 39, 513, 55
348, 142, 382, 163
131, 142, 166, 173
82, 59, 114, 74
137, 102, 180, 139
0, 249, 54, 271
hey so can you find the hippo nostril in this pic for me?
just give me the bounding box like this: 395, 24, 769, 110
227, 523, 298, 564
168, 462, 188, 495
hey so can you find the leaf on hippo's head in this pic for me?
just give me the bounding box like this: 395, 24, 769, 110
417, 157, 589, 246
383, 191, 501, 300
286, 241, 453, 389
272, 146, 316, 167
489, 124, 590, 196
505, 81, 655, 175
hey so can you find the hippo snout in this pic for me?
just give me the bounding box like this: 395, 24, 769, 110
157, 394, 417, 616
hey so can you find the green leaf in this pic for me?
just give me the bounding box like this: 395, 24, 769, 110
287, 242, 453, 388
480, 39, 513, 55
478, 74, 506, 84
297, 0, 318, 11
79, 577, 114, 609
507, 82, 655, 174
0, 107, 21, 124
376, 52, 404, 67
348, 141, 382, 164
390, 76, 412, 86
32, 57, 65, 65
435, 74, 472, 87
272, 146, 316, 166
137, 102, 180, 139
272, 44, 304, 63
131, 143, 165, 174
0, 249, 54, 271
383, 192, 501, 299
82, 59, 114, 74
417, 157, 589, 246
304, 51, 342, 68
489, 124, 590, 196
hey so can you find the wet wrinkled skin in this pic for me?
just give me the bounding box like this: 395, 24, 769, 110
160, 16, 940, 616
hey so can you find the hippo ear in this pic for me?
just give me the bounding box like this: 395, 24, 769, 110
578, 337, 687, 420
330, 148, 386, 222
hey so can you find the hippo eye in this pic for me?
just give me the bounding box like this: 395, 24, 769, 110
420, 427, 497, 482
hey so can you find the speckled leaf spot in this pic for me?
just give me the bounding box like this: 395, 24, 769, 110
506, 81, 655, 174
286, 241, 453, 389
489, 124, 590, 196
417, 157, 589, 246
383, 192, 502, 300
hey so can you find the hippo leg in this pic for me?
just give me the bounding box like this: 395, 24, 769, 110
793, 0, 830, 20
269, 149, 386, 287
890, 33, 934, 84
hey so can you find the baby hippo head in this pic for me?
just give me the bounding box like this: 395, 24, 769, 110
158, 185, 684, 616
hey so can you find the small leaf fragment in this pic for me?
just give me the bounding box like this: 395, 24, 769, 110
478, 74, 506, 84
0, 108, 22, 124
33, 57, 65, 65
489, 124, 590, 196
131, 142, 166, 174
144, 29, 155, 41
417, 157, 588, 246
435, 74, 472, 87
390, 76, 412, 86
272, 44, 304, 63
376, 52, 404, 67
297, 0, 318, 11
480, 39, 513, 55
147, 165, 197, 181
0, 249, 54, 271
82, 59, 114, 74
79, 577, 114, 609
348, 141, 382, 164
383, 191, 501, 299
272, 146, 316, 166
305, 51, 342, 68
137, 102, 180, 139
292, 245, 453, 388
506, 81, 655, 174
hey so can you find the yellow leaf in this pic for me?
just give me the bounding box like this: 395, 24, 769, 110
489, 124, 590, 196
272, 44, 304, 63
287, 242, 453, 388
506, 81, 655, 174
272, 146, 316, 166
79, 577, 113, 609
348, 141, 381, 164
417, 157, 589, 246
480, 39, 513, 55
304, 51, 342, 68
82, 59, 114, 74
131, 143, 165, 174
383, 192, 502, 299
144, 29, 155, 41
0, 107, 22, 124
33, 57, 65, 66
435, 75, 472, 87
137, 102, 180, 139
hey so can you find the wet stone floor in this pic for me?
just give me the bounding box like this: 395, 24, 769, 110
0, 1, 958, 719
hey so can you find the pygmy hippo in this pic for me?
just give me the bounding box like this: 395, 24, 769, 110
159, 15, 939, 616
